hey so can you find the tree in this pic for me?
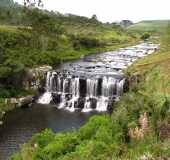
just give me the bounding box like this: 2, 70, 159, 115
141, 32, 150, 41
25, 8, 64, 36
120, 20, 133, 27
24, 0, 43, 8
91, 14, 98, 21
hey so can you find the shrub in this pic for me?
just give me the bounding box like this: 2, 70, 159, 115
141, 32, 150, 40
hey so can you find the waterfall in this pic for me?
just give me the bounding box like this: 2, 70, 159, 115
67, 77, 80, 112
38, 72, 124, 111
37, 43, 159, 112
86, 79, 98, 97
38, 72, 52, 104
57, 76, 62, 93
46, 72, 51, 92
102, 77, 116, 97
96, 97, 109, 112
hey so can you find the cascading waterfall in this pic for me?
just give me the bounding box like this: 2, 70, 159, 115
86, 78, 98, 97
38, 72, 53, 104
38, 43, 160, 112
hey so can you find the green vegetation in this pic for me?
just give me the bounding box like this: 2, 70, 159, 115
0, 2, 137, 119
128, 20, 170, 33
3, 1, 170, 160
0, 6, 136, 79
10, 22, 170, 160
0, 0, 15, 7
141, 32, 150, 41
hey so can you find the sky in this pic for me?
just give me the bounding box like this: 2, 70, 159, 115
14, 0, 170, 23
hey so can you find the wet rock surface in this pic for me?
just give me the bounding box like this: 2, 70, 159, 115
38, 43, 159, 112
23, 65, 52, 90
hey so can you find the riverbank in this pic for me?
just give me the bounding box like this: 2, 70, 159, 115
10, 37, 170, 159
0, 40, 138, 124
0, 6, 138, 123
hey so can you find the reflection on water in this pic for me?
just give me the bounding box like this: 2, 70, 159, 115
0, 104, 95, 159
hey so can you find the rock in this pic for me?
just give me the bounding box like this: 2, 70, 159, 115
77, 97, 85, 109
89, 98, 97, 109
19, 96, 34, 107
10, 98, 18, 104
10, 96, 34, 108
23, 65, 52, 90
52, 93, 61, 104
79, 79, 86, 97
2, 111, 5, 115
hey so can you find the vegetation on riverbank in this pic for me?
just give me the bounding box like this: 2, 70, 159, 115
0, 1, 137, 119
10, 18, 170, 160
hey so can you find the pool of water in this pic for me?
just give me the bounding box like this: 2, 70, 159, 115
0, 104, 95, 159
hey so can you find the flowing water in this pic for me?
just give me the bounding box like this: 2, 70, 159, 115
0, 43, 159, 159
38, 43, 159, 112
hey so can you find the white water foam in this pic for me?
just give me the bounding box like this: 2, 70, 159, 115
38, 92, 52, 104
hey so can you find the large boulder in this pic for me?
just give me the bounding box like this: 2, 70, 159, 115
10, 95, 34, 108
23, 65, 52, 90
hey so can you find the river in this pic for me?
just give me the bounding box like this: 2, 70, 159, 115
0, 43, 159, 159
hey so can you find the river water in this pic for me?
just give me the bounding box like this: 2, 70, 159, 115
0, 43, 159, 159
0, 104, 95, 159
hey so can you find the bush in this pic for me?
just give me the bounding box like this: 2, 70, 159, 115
141, 32, 150, 40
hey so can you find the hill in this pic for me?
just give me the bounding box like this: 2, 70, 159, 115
127, 20, 170, 33
0, 7, 136, 75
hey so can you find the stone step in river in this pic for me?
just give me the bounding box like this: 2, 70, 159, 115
38, 43, 159, 112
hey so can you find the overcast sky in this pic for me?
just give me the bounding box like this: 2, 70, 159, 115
14, 0, 170, 23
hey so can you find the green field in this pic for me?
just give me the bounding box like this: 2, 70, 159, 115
127, 20, 170, 33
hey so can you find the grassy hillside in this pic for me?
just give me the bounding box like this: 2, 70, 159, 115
0, 7, 136, 83
127, 20, 170, 33
10, 22, 170, 160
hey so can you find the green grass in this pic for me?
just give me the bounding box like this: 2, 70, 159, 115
0, 25, 21, 33
127, 20, 170, 33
